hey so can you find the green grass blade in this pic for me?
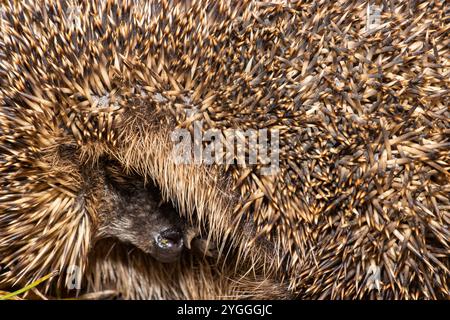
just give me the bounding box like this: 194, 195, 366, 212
0, 271, 58, 300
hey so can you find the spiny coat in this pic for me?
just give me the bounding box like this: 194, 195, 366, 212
0, 0, 449, 299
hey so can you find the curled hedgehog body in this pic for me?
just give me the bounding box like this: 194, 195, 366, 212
0, 0, 449, 299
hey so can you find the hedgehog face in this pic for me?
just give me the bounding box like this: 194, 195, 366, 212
97, 161, 185, 263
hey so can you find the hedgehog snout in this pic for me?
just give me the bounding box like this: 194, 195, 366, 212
153, 228, 184, 263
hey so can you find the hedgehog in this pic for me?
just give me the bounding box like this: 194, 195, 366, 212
0, 0, 449, 300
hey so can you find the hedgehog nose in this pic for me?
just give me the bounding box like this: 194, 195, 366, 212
154, 228, 184, 263
158, 229, 183, 248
